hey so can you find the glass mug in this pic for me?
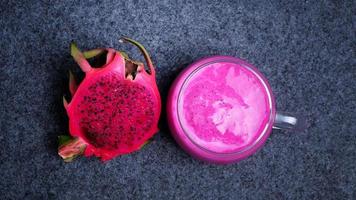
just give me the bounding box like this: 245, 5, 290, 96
167, 56, 306, 164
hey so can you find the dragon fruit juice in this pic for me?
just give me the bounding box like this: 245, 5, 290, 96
178, 61, 271, 153
167, 56, 276, 163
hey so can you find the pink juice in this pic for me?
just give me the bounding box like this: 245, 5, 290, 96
179, 62, 271, 153
167, 56, 276, 164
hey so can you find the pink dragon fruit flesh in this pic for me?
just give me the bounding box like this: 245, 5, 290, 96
58, 37, 161, 162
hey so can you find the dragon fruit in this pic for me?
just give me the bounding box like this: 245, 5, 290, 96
58, 37, 161, 162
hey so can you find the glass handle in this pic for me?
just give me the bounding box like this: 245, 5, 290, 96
273, 111, 307, 132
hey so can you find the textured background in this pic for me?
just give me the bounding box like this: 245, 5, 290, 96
0, 0, 355, 199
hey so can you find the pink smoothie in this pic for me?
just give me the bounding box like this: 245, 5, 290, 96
178, 62, 271, 153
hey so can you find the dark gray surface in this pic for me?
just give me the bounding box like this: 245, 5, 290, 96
0, 0, 355, 199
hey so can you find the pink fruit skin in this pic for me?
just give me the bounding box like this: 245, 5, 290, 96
66, 49, 161, 161
167, 56, 276, 164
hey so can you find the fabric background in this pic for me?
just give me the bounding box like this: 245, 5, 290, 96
0, 0, 355, 199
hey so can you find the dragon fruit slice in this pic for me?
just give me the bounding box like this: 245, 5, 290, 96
59, 37, 161, 162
